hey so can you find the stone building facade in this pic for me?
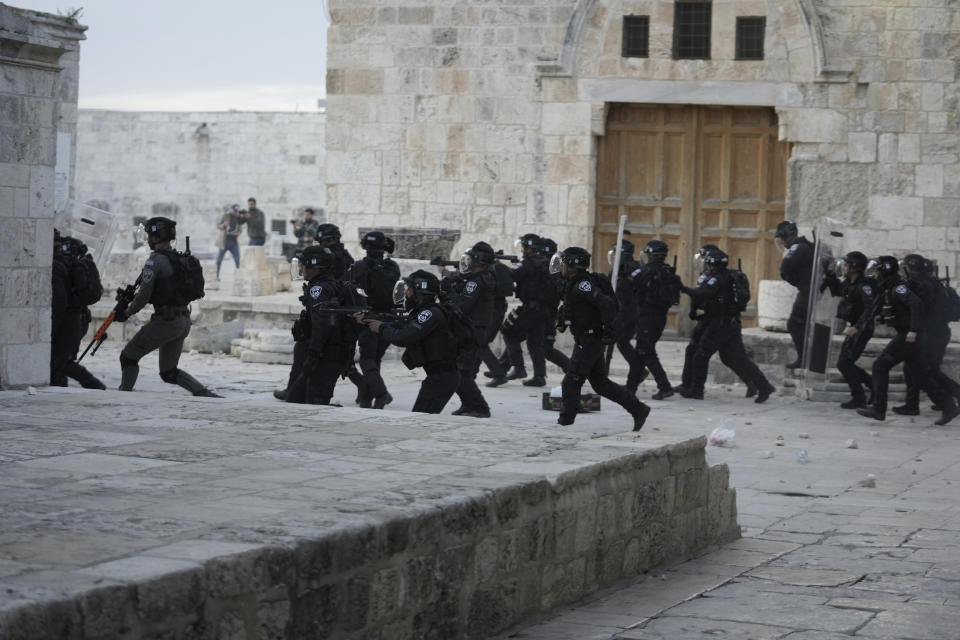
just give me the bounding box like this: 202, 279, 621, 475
0, 4, 85, 388
74, 110, 326, 253
325, 0, 960, 322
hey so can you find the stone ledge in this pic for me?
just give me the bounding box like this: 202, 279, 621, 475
0, 392, 737, 639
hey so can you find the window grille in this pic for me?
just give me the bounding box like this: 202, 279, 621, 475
736, 16, 765, 60
622, 16, 650, 58
673, 2, 711, 60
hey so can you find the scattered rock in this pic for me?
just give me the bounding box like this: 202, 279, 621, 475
912, 469, 917, 475
761, 450, 774, 459
798, 433, 810, 439
870, 431, 880, 437
858, 474, 877, 488
26, 386, 36, 396
845, 439, 859, 449
915, 457, 923, 462
775, 436, 785, 446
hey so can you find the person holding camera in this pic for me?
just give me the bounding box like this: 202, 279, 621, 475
215, 204, 242, 278
292, 207, 320, 249
239, 197, 266, 246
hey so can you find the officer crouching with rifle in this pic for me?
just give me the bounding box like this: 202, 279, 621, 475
114, 217, 221, 397
552, 247, 651, 431
361, 270, 460, 414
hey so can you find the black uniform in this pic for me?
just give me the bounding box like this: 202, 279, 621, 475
901, 276, 960, 411
865, 280, 957, 420
285, 274, 347, 404
50, 254, 105, 389
502, 255, 552, 379
682, 269, 773, 399
329, 243, 355, 280
629, 260, 675, 394
347, 254, 401, 405
382, 302, 460, 413
119, 250, 211, 395
558, 272, 649, 427
447, 268, 495, 414
607, 256, 645, 389
823, 274, 877, 404
780, 237, 815, 363
480, 261, 513, 379
543, 272, 571, 373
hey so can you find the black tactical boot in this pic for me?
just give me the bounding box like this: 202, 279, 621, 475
935, 404, 960, 426
373, 392, 393, 410
857, 406, 886, 421
745, 383, 758, 398
273, 389, 288, 401
840, 397, 867, 410
522, 377, 546, 387
505, 367, 527, 381
678, 387, 704, 400
194, 388, 224, 398
891, 404, 919, 416
754, 383, 775, 404
485, 377, 508, 388
631, 403, 651, 432
651, 388, 674, 401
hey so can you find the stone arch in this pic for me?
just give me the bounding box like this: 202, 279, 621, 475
537, 0, 846, 83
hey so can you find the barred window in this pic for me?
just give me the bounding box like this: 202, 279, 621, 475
736, 16, 766, 60
622, 16, 650, 58
673, 1, 712, 60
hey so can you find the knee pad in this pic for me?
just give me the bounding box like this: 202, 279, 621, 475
119, 354, 138, 369
160, 368, 180, 384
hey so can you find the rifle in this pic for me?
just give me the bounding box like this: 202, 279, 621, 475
312, 304, 403, 323
429, 257, 459, 268
77, 274, 142, 363
493, 249, 520, 263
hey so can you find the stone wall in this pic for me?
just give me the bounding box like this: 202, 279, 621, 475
326, 0, 960, 272
0, 4, 85, 388
74, 110, 326, 255
0, 436, 738, 639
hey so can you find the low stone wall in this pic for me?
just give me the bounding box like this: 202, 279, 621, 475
0, 437, 737, 640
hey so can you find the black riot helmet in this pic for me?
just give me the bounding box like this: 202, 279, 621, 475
144, 217, 176, 242
361, 230, 391, 252
516, 233, 543, 257
843, 251, 868, 274
866, 255, 899, 282
540, 237, 558, 258
705, 248, 730, 270
300, 245, 335, 272
314, 223, 341, 246
406, 269, 441, 299
551, 246, 591, 275
643, 240, 669, 264
460, 241, 496, 273
900, 253, 931, 279
694, 243, 720, 273
606, 239, 635, 266
774, 221, 798, 240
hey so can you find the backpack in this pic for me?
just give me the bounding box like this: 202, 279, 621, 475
938, 280, 960, 323
363, 259, 401, 312
728, 269, 752, 313
70, 254, 104, 307
492, 262, 515, 298
160, 250, 205, 302
649, 264, 681, 308
439, 300, 477, 357
590, 272, 620, 314
338, 280, 369, 344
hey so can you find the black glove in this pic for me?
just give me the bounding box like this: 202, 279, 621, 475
679, 284, 690, 295
688, 309, 700, 321
114, 308, 129, 323
601, 327, 617, 345
291, 318, 306, 341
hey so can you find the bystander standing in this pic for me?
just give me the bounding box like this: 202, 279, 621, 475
240, 197, 266, 246
215, 204, 242, 278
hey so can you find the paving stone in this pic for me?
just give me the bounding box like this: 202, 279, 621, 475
618, 616, 791, 639
854, 601, 960, 639
745, 566, 863, 587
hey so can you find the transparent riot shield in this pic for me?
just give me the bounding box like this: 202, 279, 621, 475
797, 217, 847, 397
54, 201, 120, 272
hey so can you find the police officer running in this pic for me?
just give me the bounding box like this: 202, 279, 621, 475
314, 223, 354, 279
346, 231, 400, 409
891, 254, 960, 416
446, 242, 497, 417
116, 217, 221, 397
287, 246, 351, 405
553, 247, 651, 430
630, 240, 681, 399
856, 256, 959, 425
820, 251, 876, 409
494, 233, 552, 387
606, 239, 646, 392
363, 270, 460, 413
50, 231, 106, 389
677, 248, 774, 402
540, 238, 572, 374
774, 221, 815, 369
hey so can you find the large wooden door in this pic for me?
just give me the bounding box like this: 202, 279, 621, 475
595, 104, 790, 330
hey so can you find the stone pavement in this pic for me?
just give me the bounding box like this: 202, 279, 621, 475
10, 346, 960, 639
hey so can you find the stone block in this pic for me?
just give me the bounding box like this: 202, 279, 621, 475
0, 162, 30, 188
918, 226, 948, 251
183, 319, 244, 354
877, 133, 898, 163
848, 132, 877, 163
541, 102, 591, 136
923, 198, 960, 226
757, 279, 796, 331
899, 133, 921, 163
869, 195, 923, 228
1, 341, 49, 388
915, 165, 944, 197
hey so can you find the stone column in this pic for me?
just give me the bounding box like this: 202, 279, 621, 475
0, 5, 85, 388
232, 246, 276, 297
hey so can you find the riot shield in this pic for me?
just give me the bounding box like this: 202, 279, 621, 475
797, 217, 847, 397
54, 201, 120, 272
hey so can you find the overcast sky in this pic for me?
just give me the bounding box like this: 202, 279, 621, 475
15, 0, 330, 111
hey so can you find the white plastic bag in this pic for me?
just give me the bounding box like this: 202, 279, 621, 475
709, 424, 736, 448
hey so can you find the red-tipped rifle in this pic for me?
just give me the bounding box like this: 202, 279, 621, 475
77, 275, 141, 363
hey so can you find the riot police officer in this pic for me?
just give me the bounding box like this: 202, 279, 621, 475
314, 223, 354, 279
678, 248, 774, 402
892, 254, 960, 416
346, 231, 401, 409
540, 238, 571, 374
606, 239, 645, 391
496, 233, 552, 387
115, 217, 221, 397
446, 242, 497, 417
363, 270, 460, 413
821, 251, 877, 409
287, 246, 351, 404
50, 232, 106, 389
480, 253, 515, 383
775, 221, 815, 369
857, 256, 959, 424
553, 247, 651, 430
630, 240, 680, 399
